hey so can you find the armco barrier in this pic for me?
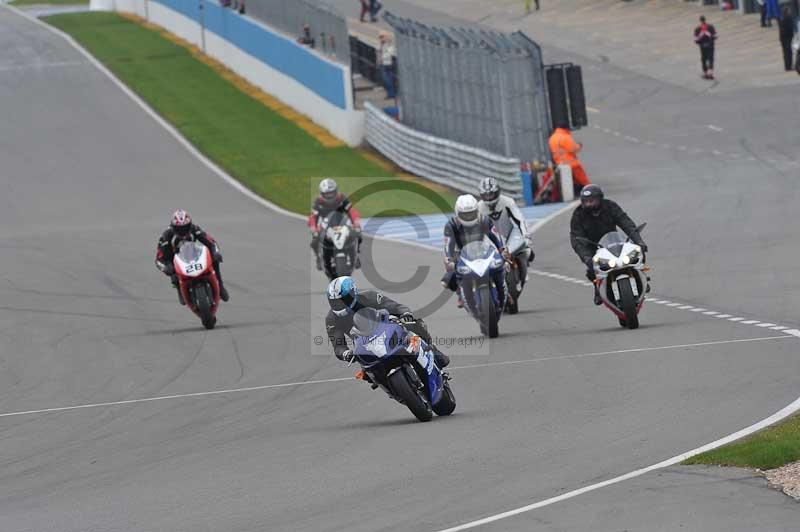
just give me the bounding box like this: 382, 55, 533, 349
90, 0, 364, 146
364, 102, 523, 199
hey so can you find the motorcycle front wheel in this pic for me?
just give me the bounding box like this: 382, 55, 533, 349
618, 279, 639, 330
195, 283, 216, 330
388, 368, 433, 422
478, 285, 499, 338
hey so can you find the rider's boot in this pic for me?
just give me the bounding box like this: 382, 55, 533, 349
219, 282, 230, 302
315, 255, 323, 271
456, 292, 464, 309
593, 285, 602, 306
434, 350, 450, 369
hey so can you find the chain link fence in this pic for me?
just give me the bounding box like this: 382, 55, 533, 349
384, 12, 550, 164
246, 0, 350, 64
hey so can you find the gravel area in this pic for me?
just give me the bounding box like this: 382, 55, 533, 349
764, 461, 800, 500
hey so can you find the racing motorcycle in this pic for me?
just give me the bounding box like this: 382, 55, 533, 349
456, 238, 506, 338
173, 240, 221, 330
501, 225, 531, 315
351, 308, 455, 422
318, 210, 359, 280
584, 223, 648, 330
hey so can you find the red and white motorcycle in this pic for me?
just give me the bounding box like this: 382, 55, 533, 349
173, 240, 221, 329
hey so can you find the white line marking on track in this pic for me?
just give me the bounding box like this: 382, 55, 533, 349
771, 326, 788, 331
728, 317, 745, 322
756, 323, 776, 328
677, 305, 694, 310
690, 308, 706, 312
715, 314, 732, 319
437, 383, 800, 532
707, 124, 723, 132
740, 320, 760, 325
703, 311, 719, 316
783, 329, 800, 337
0, 336, 791, 420
666, 303, 681, 307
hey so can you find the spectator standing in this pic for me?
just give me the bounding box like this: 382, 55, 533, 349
297, 24, 315, 48
757, 0, 771, 27
378, 32, 397, 99
694, 16, 717, 80
359, 0, 369, 23
370, 0, 382, 22
524, 0, 540, 14
548, 121, 590, 198
765, 0, 780, 25
779, 7, 796, 71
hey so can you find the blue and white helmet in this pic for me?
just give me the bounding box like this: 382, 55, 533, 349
327, 276, 359, 316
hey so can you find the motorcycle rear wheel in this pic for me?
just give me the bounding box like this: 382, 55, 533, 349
433, 381, 456, 416
388, 368, 433, 422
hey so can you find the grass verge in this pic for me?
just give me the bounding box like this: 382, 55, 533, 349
684, 414, 800, 470
44, 12, 457, 216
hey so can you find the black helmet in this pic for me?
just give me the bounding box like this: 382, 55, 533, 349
580, 184, 603, 216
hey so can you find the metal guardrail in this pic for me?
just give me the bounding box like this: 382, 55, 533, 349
364, 102, 523, 199
246, 0, 349, 64
384, 12, 550, 164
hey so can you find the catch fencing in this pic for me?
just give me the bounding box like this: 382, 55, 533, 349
365, 102, 523, 199
246, 0, 349, 64
384, 12, 551, 164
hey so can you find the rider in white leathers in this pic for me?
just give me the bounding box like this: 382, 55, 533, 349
477, 178, 534, 266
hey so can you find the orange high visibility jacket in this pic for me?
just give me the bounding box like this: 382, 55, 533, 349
549, 128, 581, 166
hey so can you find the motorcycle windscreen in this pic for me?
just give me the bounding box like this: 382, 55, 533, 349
177, 241, 205, 263
322, 209, 349, 229
459, 239, 500, 277
597, 231, 627, 257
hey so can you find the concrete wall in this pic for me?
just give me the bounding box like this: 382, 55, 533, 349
90, 0, 364, 146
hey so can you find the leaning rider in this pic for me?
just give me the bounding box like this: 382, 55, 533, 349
325, 276, 450, 369
308, 178, 362, 270
442, 194, 511, 308
155, 209, 229, 304
570, 184, 648, 305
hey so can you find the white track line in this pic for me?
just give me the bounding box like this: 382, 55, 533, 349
0, 335, 790, 419
437, 391, 800, 532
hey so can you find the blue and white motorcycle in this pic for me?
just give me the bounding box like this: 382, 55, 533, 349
351, 308, 456, 422
456, 239, 506, 338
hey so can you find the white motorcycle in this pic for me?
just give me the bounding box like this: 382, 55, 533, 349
317, 210, 360, 280
586, 224, 649, 329
502, 225, 531, 315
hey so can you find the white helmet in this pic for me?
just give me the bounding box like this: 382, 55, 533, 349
319, 178, 338, 202
455, 194, 480, 227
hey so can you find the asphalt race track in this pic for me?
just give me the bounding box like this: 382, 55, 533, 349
1, 5, 799, 532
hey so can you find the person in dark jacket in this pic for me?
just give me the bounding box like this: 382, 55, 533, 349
694, 16, 718, 80
325, 276, 449, 368
779, 7, 796, 71
155, 209, 229, 304
570, 185, 647, 305
442, 194, 511, 308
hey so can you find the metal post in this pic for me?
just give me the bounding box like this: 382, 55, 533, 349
199, 0, 206, 53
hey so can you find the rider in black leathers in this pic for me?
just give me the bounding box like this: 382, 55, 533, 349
155, 210, 229, 304
325, 276, 450, 368
570, 185, 647, 304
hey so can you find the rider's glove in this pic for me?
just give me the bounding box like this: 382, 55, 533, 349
445, 259, 455, 272
398, 312, 415, 324
501, 249, 513, 262
340, 349, 356, 363
159, 262, 175, 276
639, 243, 648, 253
